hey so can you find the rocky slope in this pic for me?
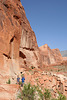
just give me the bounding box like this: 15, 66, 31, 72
24, 69, 67, 98
0, 84, 19, 100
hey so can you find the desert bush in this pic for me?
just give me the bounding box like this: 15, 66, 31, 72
21, 74, 24, 77
58, 92, 66, 100
6, 79, 11, 84
18, 84, 66, 100
51, 98, 58, 100
34, 86, 44, 100
18, 83, 35, 100
44, 89, 51, 100
19, 81, 22, 85
51, 92, 66, 100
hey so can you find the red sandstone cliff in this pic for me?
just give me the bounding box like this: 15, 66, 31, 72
39, 44, 63, 66
0, 0, 38, 61
0, 0, 42, 84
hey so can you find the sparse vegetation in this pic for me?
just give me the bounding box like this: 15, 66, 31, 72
58, 92, 66, 100
18, 83, 35, 100
29, 70, 34, 75
21, 74, 24, 77
51, 98, 58, 100
44, 88, 51, 100
34, 85, 44, 100
18, 83, 66, 100
53, 65, 67, 73
19, 81, 22, 85
6, 79, 11, 84
35, 78, 38, 81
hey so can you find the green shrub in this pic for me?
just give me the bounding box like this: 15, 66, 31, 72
58, 92, 66, 100
21, 74, 24, 77
18, 83, 35, 100
6, 79, 11, 84
17, 84, 66, 100
37, 88, 43, 100
51, 92, 66, 100
44, 89, 51, 100
31, 66, 35, 69
34, 86, 43, 100
51, 98, 58, 100
19, 81, 22, 85
17, 92, 22, 99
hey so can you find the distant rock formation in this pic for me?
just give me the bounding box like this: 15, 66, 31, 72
39, 44, 63, 65
61, 50, 67, 57
63, 57, 67, 61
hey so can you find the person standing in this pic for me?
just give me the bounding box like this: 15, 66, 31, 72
17, 75, 20, 84
21, 75, 25, 87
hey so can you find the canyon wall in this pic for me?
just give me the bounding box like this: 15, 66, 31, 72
0, 0, 63, 84
0, 0, 41, 84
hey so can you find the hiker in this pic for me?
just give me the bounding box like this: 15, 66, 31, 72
17, 75, 20, 84
21, 75, 25, 87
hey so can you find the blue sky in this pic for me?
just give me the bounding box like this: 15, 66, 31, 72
21, 0, 67, 51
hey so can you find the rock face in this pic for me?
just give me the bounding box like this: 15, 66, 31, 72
52, 48, 63, 63
0, 84, 19, 100
0, 0, 40, 84
0, 0, 38, 61
39, 44, 63, 66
